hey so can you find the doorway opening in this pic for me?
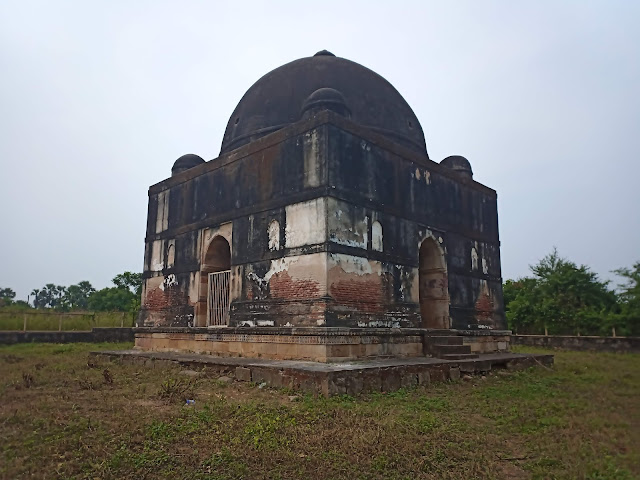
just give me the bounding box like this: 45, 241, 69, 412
419, 238, 450, 329
199, 236, 231, 326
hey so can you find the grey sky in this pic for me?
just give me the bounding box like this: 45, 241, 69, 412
1, 1, 639, 301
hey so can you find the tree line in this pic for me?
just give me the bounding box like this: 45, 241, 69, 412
0, 272, 142, 314
504, 249, 639, 336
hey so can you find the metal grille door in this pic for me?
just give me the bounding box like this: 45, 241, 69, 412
207, 270, 230, 326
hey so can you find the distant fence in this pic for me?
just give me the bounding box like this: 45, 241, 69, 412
512, 335, 640, 353
0, 311, 136, 332
0, 327, 134, 345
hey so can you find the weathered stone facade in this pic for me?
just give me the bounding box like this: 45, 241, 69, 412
137, 51, 507, 360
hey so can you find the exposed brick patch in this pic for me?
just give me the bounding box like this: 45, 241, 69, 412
269, 271, 321, 299
145, 286, 183, 311
330, 279, 384, 313
475, 292, 495, 323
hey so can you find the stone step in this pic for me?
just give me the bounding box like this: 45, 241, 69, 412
432, 344, 470, 355
439, 353, 480, 360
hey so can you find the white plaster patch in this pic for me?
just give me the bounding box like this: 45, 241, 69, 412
303, 130, 320, 187
257, 320, 275, 327
268, 220, 280, 251
163, 274, 178, 289
155, 190, 169, 234
330, 236, 367, 249
424, 170, 431, 184
246, 254, 327, 296
285, 198, 326, 248
471, 247, 479, 271
470, 324, 492, 330
372, 221, 383, 252
417, 230, 435, 248
230, 265, 242, 302
357, 320, 401, 328
328, 206, 368, 249
203, 223, 232, 249
415, 168, 421, 180
150, 240, 165, 272
328, 253, 381, 276
482, 258, 488, 274
188, 272, 199, 303
166, 239, 176, 268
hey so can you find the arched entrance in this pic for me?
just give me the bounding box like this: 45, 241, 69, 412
199, 236, 231, 326
419, 238, 450, 329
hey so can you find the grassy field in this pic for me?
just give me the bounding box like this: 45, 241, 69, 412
0, 344, 638, 480
0, 311, 135, 331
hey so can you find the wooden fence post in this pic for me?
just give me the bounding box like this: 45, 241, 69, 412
612, 327, 616, 338
23, 314, 27, 332
544, 326, 548, 336
120, 312, 125, 328
58, 315, 62, 331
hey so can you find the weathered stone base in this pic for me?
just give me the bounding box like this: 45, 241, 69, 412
134, 327, 512, 362
90, 349, 553, 396
456, 330, 511, 354
134, 327, 424, 362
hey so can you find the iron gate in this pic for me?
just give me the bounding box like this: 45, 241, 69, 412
207, 270, 230, 326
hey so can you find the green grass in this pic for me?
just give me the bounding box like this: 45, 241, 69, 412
0, 311, 135, 331
0, 343, 638, 479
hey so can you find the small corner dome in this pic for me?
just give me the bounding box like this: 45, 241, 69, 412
172, 154, 205, 176
220, 51, 427, 155
301, 87, 351, 119
440, 155, 473, 179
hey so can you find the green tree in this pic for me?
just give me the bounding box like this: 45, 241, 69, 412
32, 284, 67, 309
88, 287, 136, 312
30, 289, 41, 308
87, 272, 142, 314
60, 281, 95, 310
0, 287, 16, 307
112, 272, 143, 296
611, 262, 640, 336
505, 249, 617, 335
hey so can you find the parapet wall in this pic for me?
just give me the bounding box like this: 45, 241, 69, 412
512, 335, 640, 353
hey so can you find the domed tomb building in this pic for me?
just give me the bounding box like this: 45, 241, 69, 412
136, 52, 510, 361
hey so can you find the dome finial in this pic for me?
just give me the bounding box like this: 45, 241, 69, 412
314, 50, 335, 57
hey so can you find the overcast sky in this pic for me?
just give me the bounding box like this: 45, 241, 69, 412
1, 1, 638, 301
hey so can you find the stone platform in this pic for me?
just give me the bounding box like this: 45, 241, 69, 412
90, 349, 553, 396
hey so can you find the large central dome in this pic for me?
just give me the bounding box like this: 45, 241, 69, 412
220, 51, 427, 156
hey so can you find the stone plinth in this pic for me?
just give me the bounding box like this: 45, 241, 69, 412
134, 327, 512, 362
